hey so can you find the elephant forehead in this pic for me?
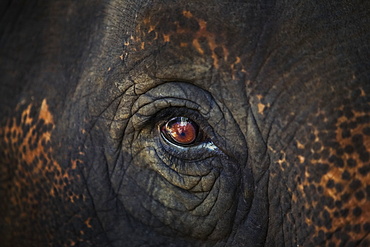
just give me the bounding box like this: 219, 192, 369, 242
124, 3, 251, 79
139, 10, 228, 69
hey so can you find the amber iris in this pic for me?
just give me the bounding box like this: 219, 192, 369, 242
162, 117, 198, 145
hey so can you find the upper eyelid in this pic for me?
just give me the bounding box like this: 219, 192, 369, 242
131, 82, 214, 115
130, 97, 202, 129
156, 108, 214, 135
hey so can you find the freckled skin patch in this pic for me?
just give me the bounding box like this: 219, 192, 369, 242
269, 86, 370, 246
256, 94, 271, 115
125, 9, 246, 79
298, 121, 370, 242
0, 100, 91, 246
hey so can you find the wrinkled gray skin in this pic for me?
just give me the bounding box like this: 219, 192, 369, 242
1, 0, 370, 246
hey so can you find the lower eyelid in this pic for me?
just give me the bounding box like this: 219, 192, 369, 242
154, 137, 222, 178
158, 129, 222, 161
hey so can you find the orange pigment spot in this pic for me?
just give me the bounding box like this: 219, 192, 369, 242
182, 10, 193, 18
163, 34, 170, 42
39, 99, 54, 125
192, 39, 204, 54
85, 218, 93, 228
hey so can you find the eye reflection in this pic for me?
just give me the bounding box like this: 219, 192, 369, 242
161, 117, 199, 145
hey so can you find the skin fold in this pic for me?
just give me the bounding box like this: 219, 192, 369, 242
0, 0, 369, 246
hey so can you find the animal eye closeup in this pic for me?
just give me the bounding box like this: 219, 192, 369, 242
160, 116, 203, 146
107, 82, 249, 241
155, 112, 218, 161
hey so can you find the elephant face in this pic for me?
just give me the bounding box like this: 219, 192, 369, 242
0, 0, 369, 246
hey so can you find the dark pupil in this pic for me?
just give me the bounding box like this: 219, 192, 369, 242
163, 117, 198, 145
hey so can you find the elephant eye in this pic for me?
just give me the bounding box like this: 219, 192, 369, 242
160, 117, 203, 146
